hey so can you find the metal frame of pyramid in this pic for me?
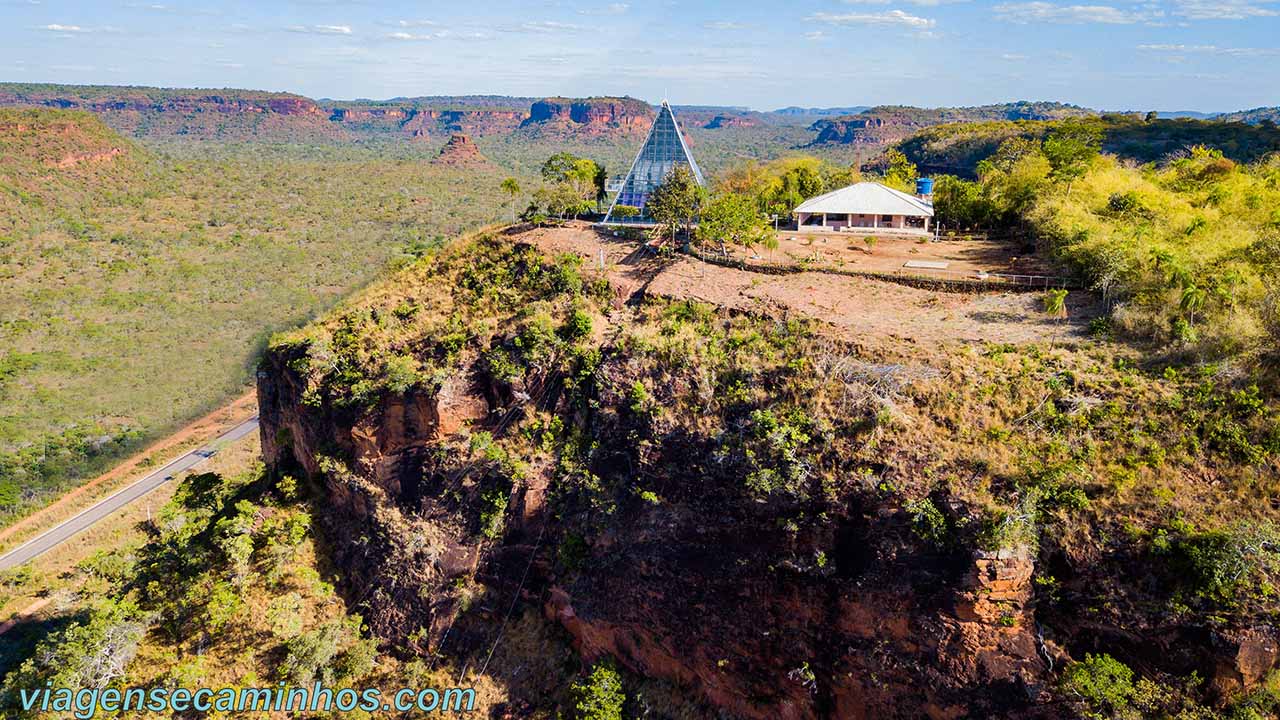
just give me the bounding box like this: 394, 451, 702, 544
603, 101, 705, 224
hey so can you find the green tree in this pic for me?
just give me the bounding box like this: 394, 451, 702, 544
500, 177, 520, 223
540, 152, 584, 182
932, 175, 988, 229
593, 164, 608, 212
2, 598, 147, 703
530, 182, 593, 221
699, 192, 770, 256
883, 148, 918, 191
1042, 121, 1103, 191
647, 165, 704, 246
0, 479, 20, 510
538, 153, 603, 218
1043, 288, 1069, 344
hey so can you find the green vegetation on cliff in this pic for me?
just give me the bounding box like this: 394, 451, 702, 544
257, 230, 1277, 716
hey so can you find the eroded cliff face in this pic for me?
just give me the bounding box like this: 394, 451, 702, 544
256, 307, 1056, 718
256, 233, 1280, 718
522, 97, 654, 135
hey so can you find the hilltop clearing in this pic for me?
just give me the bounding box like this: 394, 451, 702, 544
523, 223, 1094, 345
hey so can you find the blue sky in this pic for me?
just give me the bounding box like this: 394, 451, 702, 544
1, 0, 1276, 112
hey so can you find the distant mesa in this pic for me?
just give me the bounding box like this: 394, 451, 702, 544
520, 96, 654, 136
704, 114, 758, 130
431, 133, 491, 168
807, 102, 1097, 146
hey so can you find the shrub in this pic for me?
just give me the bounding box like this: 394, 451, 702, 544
569, 661, 626, 720
280, 621, 346, 685
1160, 523, 1280, 604
1061, 653, 1136, 718
561, 309, 593, 342
905, 497, 949, 546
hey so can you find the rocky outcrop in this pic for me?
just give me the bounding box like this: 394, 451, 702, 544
1210, 627, 1280, 697
521, 96, 653, 135
400, 109, 527, 137
255, 233, 1278, 719
46, 146, 125, 169
810, 114, 920, 147
705, 114, 759, 129
257, 312, 1057, 719
431, 133, 492, 168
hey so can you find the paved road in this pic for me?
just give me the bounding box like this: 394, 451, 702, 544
0, 417, 259, 571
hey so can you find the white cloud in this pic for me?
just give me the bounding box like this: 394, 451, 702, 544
842, 0, 969, 5
40, 23, 89, 32
286, 24, 353, 35
1138, 42, 1280, 55
1170, 0, 1278, 18
501, 20, 583, 33
806, 10, 937, 28
993, 2, 1160, 23
387, 30, 449, 40
1001, 52, 1029, 60
704, 20, 749, 29
805, 30, 830, 39
579, 3, 630, 15
395, 19, 439, 28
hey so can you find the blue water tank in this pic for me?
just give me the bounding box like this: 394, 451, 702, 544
916, 177, 934, 196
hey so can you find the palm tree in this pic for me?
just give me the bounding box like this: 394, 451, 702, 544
1043, 289, 1068, 345
1180, 283, 1206, 326
500, 177, 520, 223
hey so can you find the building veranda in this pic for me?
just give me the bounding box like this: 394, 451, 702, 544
792, 181, 935, 236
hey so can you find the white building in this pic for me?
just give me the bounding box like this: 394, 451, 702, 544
793, 182, 934, 235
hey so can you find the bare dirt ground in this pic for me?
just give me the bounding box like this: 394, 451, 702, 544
521, 223, 1095, 346
760, 232, 1053, 278
0, 388, 258, 551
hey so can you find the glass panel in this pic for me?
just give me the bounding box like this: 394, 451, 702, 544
606, 103, 705, 223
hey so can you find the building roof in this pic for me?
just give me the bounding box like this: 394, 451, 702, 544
794, 182, 934, 218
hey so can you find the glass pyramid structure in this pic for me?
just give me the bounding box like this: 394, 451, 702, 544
604, 101, 705, 224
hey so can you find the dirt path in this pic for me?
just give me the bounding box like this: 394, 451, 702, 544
0, 598, 49, 638
0, 389, 258, 549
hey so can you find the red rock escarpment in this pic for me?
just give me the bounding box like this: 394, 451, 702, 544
521, 97, 654, 135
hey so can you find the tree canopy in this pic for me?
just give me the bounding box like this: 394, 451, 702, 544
699, 192, 773, 254
647, 165, 705, 240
